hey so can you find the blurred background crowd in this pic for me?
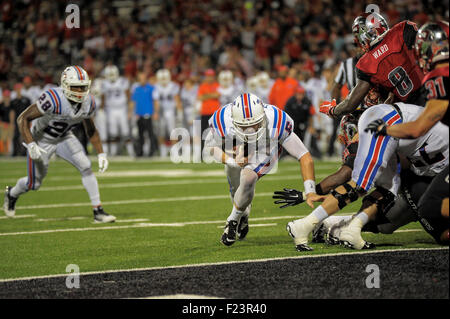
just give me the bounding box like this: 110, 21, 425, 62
0, 0, 448, 158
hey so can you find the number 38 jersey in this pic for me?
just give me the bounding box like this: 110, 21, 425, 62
32, 87, 96, 141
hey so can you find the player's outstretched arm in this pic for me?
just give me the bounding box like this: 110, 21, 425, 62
366, 99, 449, 139
321, 79, 371, 117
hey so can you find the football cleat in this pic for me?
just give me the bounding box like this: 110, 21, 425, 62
221, 220, 238, 246
286, 220, 313, 251
3, 186, 17, 217
237, 215, 249, 240
93, 206, 116, 223
339, 224, 375, 250
312, 222, 326, 243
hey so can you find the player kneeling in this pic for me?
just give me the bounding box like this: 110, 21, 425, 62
3, 66, 115, 223
204, 93, 321, 246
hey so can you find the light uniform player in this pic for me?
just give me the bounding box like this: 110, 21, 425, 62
3, 66, 115, 223
180, 78, 198, 134
245, 76, 259, 95
287, 102, 448, 250
218, 70, 239, 106
205, 93, 320, 246
153, 69, 182, 157
101, 65, 134, 156
91, 78, 108, 153
256, 72, 274, 104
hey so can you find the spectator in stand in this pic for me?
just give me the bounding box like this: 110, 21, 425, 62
0, 89, 13, 155
284, 86, 315, 141
10, 83, 30, 156
197, 69, 220, 149
132, 72, 158, 157
268, 65, 298, 110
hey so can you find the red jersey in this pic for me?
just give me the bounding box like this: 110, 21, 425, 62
356, 21, 424, 103
420, 65, 449, 127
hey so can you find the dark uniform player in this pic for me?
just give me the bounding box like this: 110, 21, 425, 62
320, 13, 425, 118
366, 21, 449, 244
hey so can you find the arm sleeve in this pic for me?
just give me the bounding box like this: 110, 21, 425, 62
281, 132, 309, 160
403, 21, 418, 49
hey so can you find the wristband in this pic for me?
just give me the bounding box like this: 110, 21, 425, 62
304, 180, 316, 195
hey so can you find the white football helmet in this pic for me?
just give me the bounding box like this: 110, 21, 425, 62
246, 76, 259, 94
258, 72, 270, 88
218, 70, 233, 88
104, 65, 119, 82
156, 69, 171, 86
231, 93, 267, 143
61, 66, 91, 104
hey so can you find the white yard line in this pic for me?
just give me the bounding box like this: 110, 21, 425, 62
0, 247, 446, 283
216, 223, 277, 228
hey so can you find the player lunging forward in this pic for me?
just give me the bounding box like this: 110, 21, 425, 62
3, 66, 116, 223
205, 93, 320, 246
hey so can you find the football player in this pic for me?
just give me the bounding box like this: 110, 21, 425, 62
218, 70, 239, 106
366, 21, 449, 244
153, 69, 182, 157
3, 66, 115, 223
204, 93, 321, 246
101, 65, 134, 157
256, 72, 274, 104
320, 13, 424, 118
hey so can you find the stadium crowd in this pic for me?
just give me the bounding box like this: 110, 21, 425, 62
0, 0, 448, 157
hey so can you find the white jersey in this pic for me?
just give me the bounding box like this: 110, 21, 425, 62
218, 85, 239, 106
21, 86, 41, 103
102, 77, 129, 111
208, 103, 296, 178
32, 87, 97, 142
353, 103, 448, 194
256, 81, 274, 104
153, 81, 180, 114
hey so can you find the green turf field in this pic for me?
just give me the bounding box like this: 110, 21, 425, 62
0, 157, 439, 280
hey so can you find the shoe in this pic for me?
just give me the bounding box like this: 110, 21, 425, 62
221, 220, 238, 246
286, 220, 313, 251
3, 186, 17, 217
237, 215, 249, 240
339, 224, 375, 250
93, 206, 116, 223
312, 222, 326, 243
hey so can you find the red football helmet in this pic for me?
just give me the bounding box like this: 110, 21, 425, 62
352, 13, 389, 52
337, 113, 359, 146
414, 21, 449, 73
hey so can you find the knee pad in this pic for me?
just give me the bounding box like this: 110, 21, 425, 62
331, 183, 364, 209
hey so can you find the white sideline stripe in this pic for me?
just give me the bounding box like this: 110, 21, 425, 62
0, 216, 301, 236
216, 223, 277, 229
0, 247, 447, 283
0, 214, 36, 220
35, 217, 87, 222
16, 192, 275, 210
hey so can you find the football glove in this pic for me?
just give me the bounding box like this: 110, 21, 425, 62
98, 153, 109, 173
273, 188, 305, 209
365, 119, 387, 137
319, 99, 337, 117
23, 142, 47, 161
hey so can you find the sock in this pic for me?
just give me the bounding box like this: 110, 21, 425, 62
227, 205, 244, 222
323, 215, 352, 227
82, 173, 101, 207
110, 143, 118, 156
10, 177, 29, 198
355, 212, 369, 225
126, 142, 135, 157
312, 205, 329, 223
160, 144, 168, 157
102, 143, 109, 155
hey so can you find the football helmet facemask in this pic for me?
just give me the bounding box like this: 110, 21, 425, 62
415, 21, 449, 73
61, 66, 91, 104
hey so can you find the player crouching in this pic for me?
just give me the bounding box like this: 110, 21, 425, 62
204, 93, 321, 246
3, 66, 116, 223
